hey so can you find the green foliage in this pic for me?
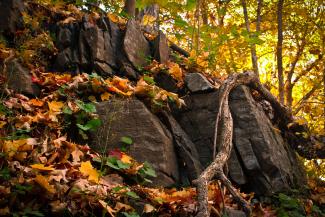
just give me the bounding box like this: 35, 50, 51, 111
105, 156, 131, 170
122, 211, 140, 217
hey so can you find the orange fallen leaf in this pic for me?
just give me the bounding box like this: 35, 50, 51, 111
34, 175, 56, 194
121, 154, 132, 164
100, 92, 112, 101
29, 99, 44, 107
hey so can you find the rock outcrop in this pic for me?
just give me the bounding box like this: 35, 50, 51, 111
0, 0, 25, 38
172, 84, 306, 195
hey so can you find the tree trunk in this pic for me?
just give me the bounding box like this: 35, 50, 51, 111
124, 0, 136, 17
277, 0, 284, 104
241, 0, 259, 76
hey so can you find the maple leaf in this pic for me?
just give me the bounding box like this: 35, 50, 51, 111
34, 175, 56, 194
48, 101, 64, 113
79, 161, 100, 183
101, 92, 112, 101
31, 164, 54, 171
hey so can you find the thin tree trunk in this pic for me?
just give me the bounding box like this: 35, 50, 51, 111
277, 0, 284, 104
201, 0, 208, 25
256, 0, 262, 32
124, 0, 136, 17
241, 0, 259, 76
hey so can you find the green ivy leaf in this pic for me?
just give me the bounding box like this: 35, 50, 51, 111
76, 100, 96, 113
121, 136, 133, 145
76, 119, 101, 131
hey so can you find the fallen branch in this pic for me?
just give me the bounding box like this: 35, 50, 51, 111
169, 41, 190, 57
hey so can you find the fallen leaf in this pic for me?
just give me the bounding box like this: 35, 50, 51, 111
48, 101, 64, 113
99, 200, 116, 217
143, 204, 156, 213
29, 99, 44, 107
31, 164, 54, 171
79, 161, 100, 183
101, 92, 112, 101
121, 154, 132, 164
34, 175, 56, 194
114, 202, 133, 212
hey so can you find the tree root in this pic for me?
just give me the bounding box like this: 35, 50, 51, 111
194, 72, 255, 217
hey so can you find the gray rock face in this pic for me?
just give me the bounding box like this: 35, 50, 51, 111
153, 31, 169, 64
54, 16, 121, 76
172, 85, 305, 195
3, 59, 40, 96
229, 85, 305, 195
154, 71, 178, 93
123, 19, 151, 68
160, 111, 202, 182
0, 0, 25, 37
93, 98, 179, 187
185, 73, 215, 93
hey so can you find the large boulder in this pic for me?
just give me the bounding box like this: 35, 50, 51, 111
229, 85, 305, 195
172, 85, 306, 195
2, 58, 40, 96
92, 98, 180, 187
0, 0, 25, 38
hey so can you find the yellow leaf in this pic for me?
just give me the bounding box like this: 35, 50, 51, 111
168, 63, 183, 82
34, 175, 56, 194
121, 154, 132, 164
1, 139, 27, 158
79, 161, 99, 183
0, 121, 6, 129
88, 95, 97, 102
142, 14, 156, 26
48, 101, 64, 113
31, 164, 54, 171
101, 92, 112, 101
